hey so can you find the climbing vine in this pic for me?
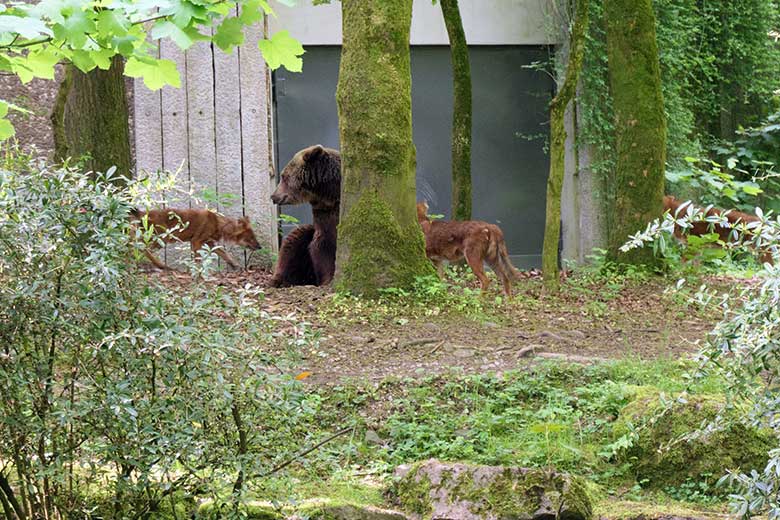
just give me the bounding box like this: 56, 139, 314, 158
577, 0, 780, 206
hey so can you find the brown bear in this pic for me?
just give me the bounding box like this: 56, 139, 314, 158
269, 144, 341, 287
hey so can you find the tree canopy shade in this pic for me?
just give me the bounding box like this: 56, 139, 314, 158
604, 0, 667, 265
0, 0, 305, 140
335, 0, 436, 295
542, 0, 589, 289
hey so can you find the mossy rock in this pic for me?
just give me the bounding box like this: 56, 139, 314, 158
393, 459, 593, 520
612, 392, 776, 489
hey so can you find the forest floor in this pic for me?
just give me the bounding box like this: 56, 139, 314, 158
150, 264, 750, 385
147, 263, 760, 519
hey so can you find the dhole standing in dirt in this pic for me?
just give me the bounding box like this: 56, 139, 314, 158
132, 208, 262, 270
416, 201, 521, 296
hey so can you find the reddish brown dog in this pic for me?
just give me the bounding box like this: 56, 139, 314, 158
663, 195, 774, 265
416, 201, 521, 296
132, 208, 262, 269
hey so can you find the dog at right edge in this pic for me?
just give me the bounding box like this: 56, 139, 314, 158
416, 201, 522, 296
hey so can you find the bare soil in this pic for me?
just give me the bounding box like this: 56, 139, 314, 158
148, 266, 735, 386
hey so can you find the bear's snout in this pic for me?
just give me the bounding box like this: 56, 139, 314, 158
271, 191, 287, 205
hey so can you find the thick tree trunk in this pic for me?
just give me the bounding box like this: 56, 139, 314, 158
52, 56, 132, 180
542, 0, 590, 289
604, 0, 667, 265
335, 0, 436, 295
440, 0, 472, 221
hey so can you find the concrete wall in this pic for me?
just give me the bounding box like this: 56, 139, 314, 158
269, 0, 557, 45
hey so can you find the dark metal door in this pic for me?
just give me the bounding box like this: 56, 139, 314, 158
273, 45, 553, 268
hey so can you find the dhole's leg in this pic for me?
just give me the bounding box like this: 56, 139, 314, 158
433, 260, 445, 278
464, 249, 490, 292
214, 247, 240, 269
491, 263, 512, 297
197, 240, 239, 268
144, 249, 170, 270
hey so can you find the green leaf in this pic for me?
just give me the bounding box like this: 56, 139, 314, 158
741, 184, 763, 196
0, 15, 53, 39
61, 9, 97, 47
239, 0, 272, 25
125, 57, 181, 90
96, 9, 129, 36
24, 49, 60, 80
91, 48, 114, 69
0, 101, 14, 141
0, 118, 14, 140
214, 17, 244, 51
152, 20, 193, 50
71, 49, 96, 72
258, 30, 304, 72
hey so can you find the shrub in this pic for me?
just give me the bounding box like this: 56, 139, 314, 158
622, 202, 780, 518
0, 158, 313, 519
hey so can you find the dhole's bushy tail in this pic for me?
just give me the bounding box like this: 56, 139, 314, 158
486, 227, 522, 280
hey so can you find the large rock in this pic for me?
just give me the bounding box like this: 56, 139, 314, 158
612, 391, 776, 489
393, 459, 593, 520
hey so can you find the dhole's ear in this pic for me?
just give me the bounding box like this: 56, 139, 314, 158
303, 145, 324, 163
239, 216, 251, 227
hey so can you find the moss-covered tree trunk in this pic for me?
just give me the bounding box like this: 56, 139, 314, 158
604, 0, 667, 265
542, 0, 589, 289
440, 0, 472, 221
335, 0, 436, 295
51, 56, 132, 179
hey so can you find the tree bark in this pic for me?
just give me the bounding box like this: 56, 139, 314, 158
51, 56, 132, 180
542, 0, 590, 289
335, 0, 436, 295
440, 0, 472, 221
604, 0, 667, 265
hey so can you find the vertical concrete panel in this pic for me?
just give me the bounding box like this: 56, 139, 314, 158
561, 101, 580, 264
240, 15, 277, 258
160, 39, 190, 266
133, 44, 162, 175
186, 40, 218, 205
214, 13, 250, 265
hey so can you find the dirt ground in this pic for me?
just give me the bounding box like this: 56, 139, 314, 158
150, 266, 730, 385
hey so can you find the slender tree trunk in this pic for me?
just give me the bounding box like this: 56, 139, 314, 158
604, 0, 667, 265
441, 0, 472, 221
335, 0, 436, 295
51, 56, 132, 180
542, 0, 590, 289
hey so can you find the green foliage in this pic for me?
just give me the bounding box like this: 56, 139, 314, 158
0, 0, 305, 139
621, 200, 780, 518
666, 157, 764, 209
323, 360, 725, 496
579, 0, 780, 211
0, 154, 317, 518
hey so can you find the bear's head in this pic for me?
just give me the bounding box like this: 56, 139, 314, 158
271, 144, 341, 209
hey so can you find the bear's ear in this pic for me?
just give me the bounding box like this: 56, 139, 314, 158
303, 145, 324, 163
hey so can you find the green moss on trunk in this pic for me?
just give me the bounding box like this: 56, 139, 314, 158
335, 0, 436, 295
336, 190, 433, 296
52, 56, 132, 180
604, 0, 667, 265
440, 0, 472, 221
542, 0, 589, 289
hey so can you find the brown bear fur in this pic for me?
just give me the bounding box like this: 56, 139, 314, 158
270, 145, 341, 287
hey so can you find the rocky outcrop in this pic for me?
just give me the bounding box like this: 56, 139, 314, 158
393, 459, 593, 520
